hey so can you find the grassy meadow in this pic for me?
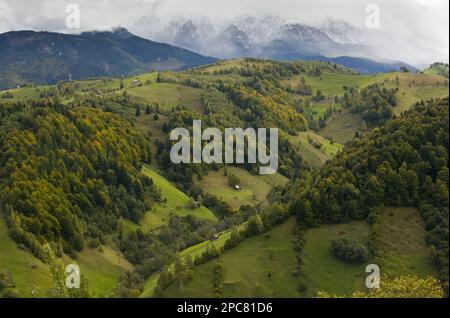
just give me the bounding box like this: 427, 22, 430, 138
301, 221, 371, 297
122, 165, 218, 234
289, 131, 344, 168
198, 167, 288, 209
318, 110, 368, 144
1, 217, 131, 297
161, 217, 299, 298
374, 207, 437, 278
0, 217, 52, 297
127, 83, 204, 112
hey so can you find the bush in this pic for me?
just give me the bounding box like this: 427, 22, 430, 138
88, 238, 101, 249
227, 174, 240, 188
1, 289, 19, 298
224, 228, 243, 250
185, 198, 200, 210
331, 238, 368, 263
213, 263, 224, 297
1, 92, 14, 99
245, 215, 264, 237
298, 279, 308, 293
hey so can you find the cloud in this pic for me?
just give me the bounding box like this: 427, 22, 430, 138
0, 0, 448, 65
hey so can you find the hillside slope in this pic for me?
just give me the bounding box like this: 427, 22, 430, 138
423, 63, 449, 78
292, 98, 449, 292
0, 28, 216, 89
161, 218, 299, 298
122, 166, 217, 232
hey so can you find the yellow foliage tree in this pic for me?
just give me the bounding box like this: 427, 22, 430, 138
317, 276, 444, 298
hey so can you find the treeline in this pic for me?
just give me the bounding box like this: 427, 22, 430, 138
197, 204, 291, 263
291, 98, 449, 292
119, 202, 272, 296
117, 215, 213, 297
0, 100, 160, 257
192, 58, 356, 80
153, 203, 291, 296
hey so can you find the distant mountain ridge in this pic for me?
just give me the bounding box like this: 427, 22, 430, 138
132, 16, 417, 74
0, 28, 216, 89
0, 20, 419, 90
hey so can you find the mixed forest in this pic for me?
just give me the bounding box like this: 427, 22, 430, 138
0, 58, 448, 298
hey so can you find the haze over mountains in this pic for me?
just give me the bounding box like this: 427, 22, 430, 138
132, 16, 361, 58
131, 15, 416, 73
0, 15, 424, 89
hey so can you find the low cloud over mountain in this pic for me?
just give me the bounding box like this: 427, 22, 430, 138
131, 15, 416, 73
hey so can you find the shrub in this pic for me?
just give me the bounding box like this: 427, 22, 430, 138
0, 278, 5, 292
213, 263, 224, 297
298, 279, 308, 293
245, 215, 264, 237
331, 238, 368, 263
185, 198, 200, 210
227, 174, 240, 188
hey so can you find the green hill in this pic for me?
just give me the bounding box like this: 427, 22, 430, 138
0, 29, 216, 89
292, 98, 449, 293
122, 166, 217, 234
300, 207, 438, 297
318, 109, 367, 144
1, 57, 448, 298
127, 83, 204, 113
315, 71, 448, 144
161, 218, 299, 298
423, 63, 449, 79
140, 221, 247, 298
1, 216, 132, 297
383, 72, 449, 115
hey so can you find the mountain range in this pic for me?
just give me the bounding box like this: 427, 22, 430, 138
131, 15, 416, 74
0, 16, 419, 90
0, 27, 216, 89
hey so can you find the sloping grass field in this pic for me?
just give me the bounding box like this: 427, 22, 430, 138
311, 71, 448, 144
282, 72, 389, 97
318, 110, 368, 144
198, 167, 288, 209
373, 207, 437, 278
290, 131, 344, 168
383, 72, 449, 115
62, 245, 133, 296
301, 221, 372, 297
0, 217, 51, 297
127, 83, 204, 112
161, 217, 299, 298
301, 207, 438, 298
1, 217, 131, 297
139, 221, 248, 298
123, 165, 217, 234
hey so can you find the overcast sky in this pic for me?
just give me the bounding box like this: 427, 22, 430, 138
0, 0, 448, 66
